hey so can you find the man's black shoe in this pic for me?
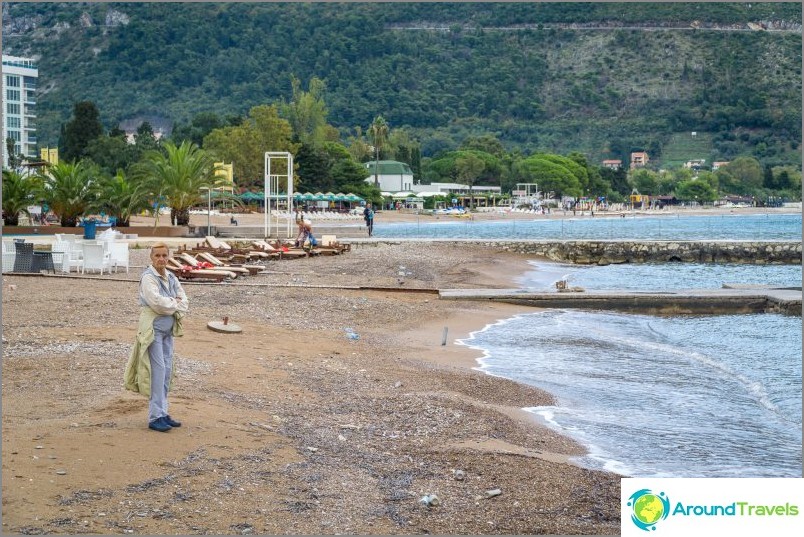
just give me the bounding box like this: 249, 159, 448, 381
164, 415, 182, 428
149, 417, 172, 432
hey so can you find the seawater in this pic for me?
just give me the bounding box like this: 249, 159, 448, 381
375, 213, 802, 240
518, 260, 802, 291
460, 311, 802, 478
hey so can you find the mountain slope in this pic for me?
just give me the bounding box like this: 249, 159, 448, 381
3, 2, 801, 167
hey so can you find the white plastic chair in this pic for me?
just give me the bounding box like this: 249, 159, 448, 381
52, 241, 71, 273
109, 242, 130, 273
82, 243, 111, 274
2, 240, 16, 273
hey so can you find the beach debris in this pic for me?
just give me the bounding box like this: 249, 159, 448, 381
419, 493, 441, 507
344, 328, 359, 340
484, 488, 502, 499
453, 469, 465, 481
337, 434, 346, 442
306, 446, 318, 453
55, 470, 67, 475
394, 381, 403, 388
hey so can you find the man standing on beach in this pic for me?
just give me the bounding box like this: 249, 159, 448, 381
124, 242, 189, 432
363, 202, 375, 237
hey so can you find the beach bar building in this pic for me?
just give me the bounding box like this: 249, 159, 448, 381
363, 160, 414, 192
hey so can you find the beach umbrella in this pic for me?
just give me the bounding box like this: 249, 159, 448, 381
345, 193, 363, 202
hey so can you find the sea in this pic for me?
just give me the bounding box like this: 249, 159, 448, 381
374, 212, 802, 241
415, 213, 803, 478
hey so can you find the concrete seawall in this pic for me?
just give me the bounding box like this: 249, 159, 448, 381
350, 239, 802, 265
440, 287, 802, 316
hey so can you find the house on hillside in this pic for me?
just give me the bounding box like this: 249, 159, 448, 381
602, 159, 622, 170
712, 161, 730, 171
683, 159, 706, 171
630, 152, 649, 169
118, 115, 173, 144
363, 160, 414, 192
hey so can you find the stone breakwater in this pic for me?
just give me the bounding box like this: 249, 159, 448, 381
361, 240, 802, 265
494, 240, 803, 265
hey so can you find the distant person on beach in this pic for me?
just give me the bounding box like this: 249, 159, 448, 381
230, 215, 238, 226
294, 206, 307, 246
301, 217, 318, 247
124, 242, 189, 433
363, 202, 375, 236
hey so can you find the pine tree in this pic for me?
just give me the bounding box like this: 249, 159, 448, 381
60, 101, 104, 162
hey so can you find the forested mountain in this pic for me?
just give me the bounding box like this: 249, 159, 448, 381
3, 2, 802, 168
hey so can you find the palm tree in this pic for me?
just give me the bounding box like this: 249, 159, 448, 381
133, 141, 226, 226
367, 115, 389, 188
90, 170, 150, 227
2, 169, 41, 226
37, 161, 98, 227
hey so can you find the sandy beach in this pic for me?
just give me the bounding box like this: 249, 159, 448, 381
139, 203, 802, 233
1, 240, 624, 535
2, 205, 798, 534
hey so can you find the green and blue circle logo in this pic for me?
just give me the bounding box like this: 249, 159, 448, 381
627, 489, 671, 531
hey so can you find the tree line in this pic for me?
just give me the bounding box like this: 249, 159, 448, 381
4, 72, 800, 228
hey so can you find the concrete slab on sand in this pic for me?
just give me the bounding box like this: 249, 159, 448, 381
439, 287, 802, 315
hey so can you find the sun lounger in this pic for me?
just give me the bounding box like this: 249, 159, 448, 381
176, 252, 251, 277
166, 258, 235, 282
251, 240, 309, 259
195, 251, 264, 275
320, 235, 351, 253
204, 236, 271, 260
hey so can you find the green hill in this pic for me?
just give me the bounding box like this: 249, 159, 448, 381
2, 2, 801, 168
660, 132, 716, 169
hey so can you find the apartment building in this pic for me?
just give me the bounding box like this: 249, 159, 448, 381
2, 55, 38, 167
630, 151, 649, 170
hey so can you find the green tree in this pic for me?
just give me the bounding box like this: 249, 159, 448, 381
629, 168, 660, 195
84, 132, 133, 176
599, 167, 629, 195
367, 115, 389, 187
455, 153, 485, 209
5, 138, 24, 169
279, 75, 329, 146
460, 134, 506, 158
133, 141, 226, 226
675, 179, 718, 202
346, 126, 372, 164
515, 156, 581, 198
172, 112, 238, 147
134, 122, 161, 155
37, 160, 99, 227
90, 170, 150, 227
2, 169, 40, 226
203, 105, 297, 189
295, 143, 332, 193
724, 157, 763, 194
60, 101, 104, 162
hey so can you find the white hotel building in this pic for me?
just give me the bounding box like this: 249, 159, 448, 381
2, 55, 38, 167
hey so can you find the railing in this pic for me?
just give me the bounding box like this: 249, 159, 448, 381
2, 59, 37, 69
